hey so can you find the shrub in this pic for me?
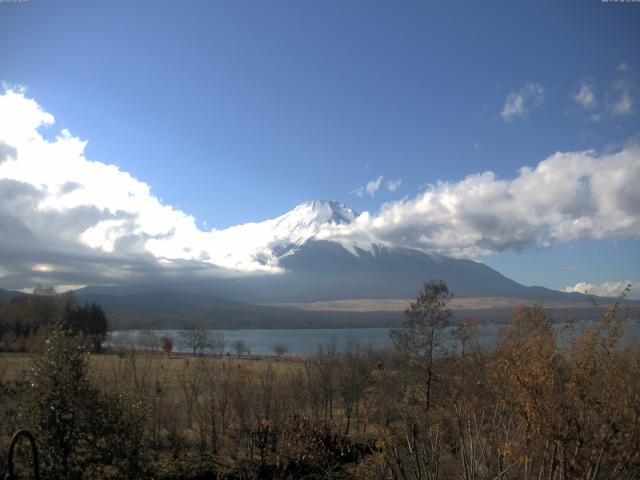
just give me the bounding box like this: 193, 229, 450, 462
29, 328, 149, 479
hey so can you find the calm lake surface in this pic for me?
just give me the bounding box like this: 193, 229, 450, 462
109, 320, 640, 356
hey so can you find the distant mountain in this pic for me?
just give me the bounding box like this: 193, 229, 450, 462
0, 288, 26, 302
74, 289, 402, 330
76, 200, 588, 305
73, 283, 620, 331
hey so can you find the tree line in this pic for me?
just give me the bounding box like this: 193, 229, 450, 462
0, 287, 108, 353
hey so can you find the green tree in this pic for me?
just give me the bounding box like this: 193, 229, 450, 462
30, 327, 147, 479
30, 328, 94, 479
390, 280, 452, 412
86, 303, 108, 353
61, 302, 108, 353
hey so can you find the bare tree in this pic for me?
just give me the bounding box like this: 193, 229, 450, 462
195, 357, 223, 452
453, 319, 480, 396
232, 339, 249, 357
336, 338, 373, 434
272, 343, 288, 359
305, 340, 338, 422
180, 323, 211, 356
381, 414, 443, 480
177, 358, 201, 433
211, 330, 226, 356
117, 330, 154, 394
138, 329, 159, 351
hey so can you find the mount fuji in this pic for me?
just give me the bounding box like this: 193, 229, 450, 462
77, 200, 584, 306
270, 200, 358, 243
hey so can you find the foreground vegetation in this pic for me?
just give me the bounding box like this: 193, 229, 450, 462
0, 282, 639, 479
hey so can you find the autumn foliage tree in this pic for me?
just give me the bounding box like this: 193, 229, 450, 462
381, 283, 640, 480
160, 336, 174, 355
489, 292, 640, 479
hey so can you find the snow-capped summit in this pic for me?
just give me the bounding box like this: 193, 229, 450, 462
270, 200, 358, 245
201, 200, 360, 271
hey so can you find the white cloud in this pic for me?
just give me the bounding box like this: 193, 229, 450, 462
564, 280, 635, 299
501, 93, 525, 121
351, 176, 383, 198
319, 142, 640, 258
609, 77, 635, 116
366, 176, 383, 197
574, 81, 597, 109
573, 65, 636, 120
2, 89, 640, 290
386, 178, 402, 192
350, 187, 364, 197
611, 91, 634, 116
0, 88, 286, 286
501, 83, 544, 122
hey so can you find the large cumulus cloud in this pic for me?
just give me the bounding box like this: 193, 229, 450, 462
319, 143, 640, 258
0, 89, 286, 290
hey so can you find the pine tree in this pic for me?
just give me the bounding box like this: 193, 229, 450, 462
390, 280, 452, 412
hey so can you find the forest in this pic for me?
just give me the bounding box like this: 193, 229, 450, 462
0, 281, 638, 479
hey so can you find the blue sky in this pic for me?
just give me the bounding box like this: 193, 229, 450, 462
0, 0, 639, 294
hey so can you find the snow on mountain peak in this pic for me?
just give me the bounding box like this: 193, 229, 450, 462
194, 200, 360, 272
271, 200, 359, 245
286, 200, 358, 226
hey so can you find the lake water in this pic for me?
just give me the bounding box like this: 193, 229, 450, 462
108, 320, 640, 356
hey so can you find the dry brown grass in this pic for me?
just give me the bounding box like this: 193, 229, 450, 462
268, 296, 605, 312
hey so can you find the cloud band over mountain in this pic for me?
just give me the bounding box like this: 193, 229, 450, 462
1, 89, 639, 289
319, 143, 640, 258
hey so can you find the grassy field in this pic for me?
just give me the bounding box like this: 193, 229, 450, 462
0, 350, 304, 381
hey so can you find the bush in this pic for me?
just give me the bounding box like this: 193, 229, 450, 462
29, 328, 148, 479
30, 329, 94, 479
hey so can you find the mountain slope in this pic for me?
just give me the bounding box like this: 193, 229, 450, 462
205, 239, 584, 303
74, 289, 401, 329
0, 288, 26, 302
